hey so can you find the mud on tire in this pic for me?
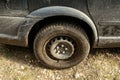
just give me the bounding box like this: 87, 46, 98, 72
33, 22, 90, 69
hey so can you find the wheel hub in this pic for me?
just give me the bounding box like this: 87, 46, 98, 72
49, 37, 75, 60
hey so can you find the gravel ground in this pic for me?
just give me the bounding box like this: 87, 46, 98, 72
0, 44, 120, 80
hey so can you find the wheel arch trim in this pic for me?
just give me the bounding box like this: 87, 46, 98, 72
19, 6, 98, 47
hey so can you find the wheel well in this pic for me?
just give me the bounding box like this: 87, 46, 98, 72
28, 16, 94, 48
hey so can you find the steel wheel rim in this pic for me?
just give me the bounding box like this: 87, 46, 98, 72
47, 36, 75, 60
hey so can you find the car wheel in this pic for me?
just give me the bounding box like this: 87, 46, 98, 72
33, 22, 90, 69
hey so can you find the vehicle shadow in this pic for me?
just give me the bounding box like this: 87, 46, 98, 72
89, 48, 120, 61
90, 48, 120, 55
0, 44, 45, 69
0, 44, 120, 69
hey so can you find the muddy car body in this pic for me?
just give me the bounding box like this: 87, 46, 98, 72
0, 0, 119, 69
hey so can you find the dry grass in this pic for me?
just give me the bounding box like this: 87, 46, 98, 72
0, 44, 120, 80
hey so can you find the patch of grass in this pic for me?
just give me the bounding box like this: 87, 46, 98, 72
0, 44, 120, 80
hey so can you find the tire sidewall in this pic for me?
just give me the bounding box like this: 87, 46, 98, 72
34, 24, 90, 69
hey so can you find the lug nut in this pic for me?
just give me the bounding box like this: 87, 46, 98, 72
61, 45, 64, 47
57, 51, 60, 54
65, 48, 68, 50
56, 46, 60, 50
63, 51, 65, 54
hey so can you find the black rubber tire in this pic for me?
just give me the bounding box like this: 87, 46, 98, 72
33, 22, 90, 69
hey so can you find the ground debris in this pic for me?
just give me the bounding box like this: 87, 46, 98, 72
0, 45, 120, 80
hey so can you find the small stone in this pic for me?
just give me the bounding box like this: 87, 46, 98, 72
74, 72, 80, 79
31, 67, 35, 70
37, 75, 40, 78
119, 70, 120, 73
25, 55, 28, 58
21, 66, 25, 70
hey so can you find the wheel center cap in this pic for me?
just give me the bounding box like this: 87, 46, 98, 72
50, 39, 74, 60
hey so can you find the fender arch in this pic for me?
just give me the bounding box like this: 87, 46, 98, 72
18, 6, 98, 47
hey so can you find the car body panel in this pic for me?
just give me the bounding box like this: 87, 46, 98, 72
0, 0, 28, 16
0, 0, 119, 48
28, 0, 89, 14
0, 0, 97, 47
0, 0, 28, 37
0, 0, 28, 46
88, 0, 120, 47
